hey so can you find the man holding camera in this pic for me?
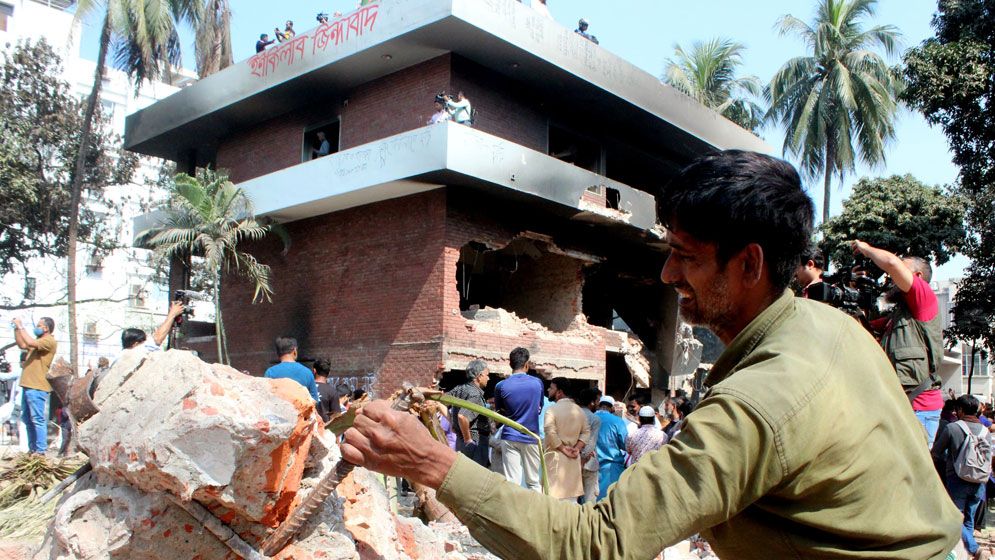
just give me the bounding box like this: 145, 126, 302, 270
121, 300, 186, 352
12, 317, 56, 454
852, 240, 945, 447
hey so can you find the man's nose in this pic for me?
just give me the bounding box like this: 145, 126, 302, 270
660, 255, 679, 285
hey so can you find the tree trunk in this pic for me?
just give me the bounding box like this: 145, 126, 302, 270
214, 269, 225, 364
968, 342, 977, 395
823, 141, 834, 226
66, 12, 111, 375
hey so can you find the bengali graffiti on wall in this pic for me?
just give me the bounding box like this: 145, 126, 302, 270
249, 3, 379, 79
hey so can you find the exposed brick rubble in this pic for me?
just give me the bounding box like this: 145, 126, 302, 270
29, 350, 499, 560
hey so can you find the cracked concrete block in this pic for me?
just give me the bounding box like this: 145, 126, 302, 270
78, 350, 318, 526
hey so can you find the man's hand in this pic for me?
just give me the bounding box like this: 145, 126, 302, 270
167, 301, 186, 318
341, 400, 457, 489
849, 239, 915, 292
559, 445, 579, 459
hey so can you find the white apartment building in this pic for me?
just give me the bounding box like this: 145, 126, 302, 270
0, 0, 194, 370
935, 280, 992, 402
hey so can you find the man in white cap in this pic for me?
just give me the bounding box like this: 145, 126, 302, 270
594, 395, 629, 499
627, 405, 668, 464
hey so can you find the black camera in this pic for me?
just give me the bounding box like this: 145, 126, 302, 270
317, 12, 329, 23
810, 268, 884, 317
0, 356, 10, 374
434, 92, 448, 104
173, 290, 202, 326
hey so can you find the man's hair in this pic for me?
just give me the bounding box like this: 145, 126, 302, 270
97, 356, 109, 368
313, 358, 331, 377
550, 377, 571, 397
352, 388, 367, 400
259, 33, 268, 39
509, 347, 530, 371
801, 246, 825, 270
903, 256, 933, 283
657, 150, 814, 292
121, 328, 147, 349
956, 394, 981, 416
40, 317, 55, 334
579, 387, 600, 408
336, 383, 351, 396
598, 401, 614, 411
639, 415, 656, 426
466, 359, 488, 383
275, 337, 298, 357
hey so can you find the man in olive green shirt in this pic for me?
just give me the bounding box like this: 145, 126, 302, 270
13, 316, 57, 454
342, 151, 962, 559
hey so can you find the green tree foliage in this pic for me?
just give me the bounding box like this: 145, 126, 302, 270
767, 0, 903, 224
140, 169, 289, 364
0, 40, 136, 277
663, 38, 766, 132
903, 0, 994, 352
822, 175, 965, 267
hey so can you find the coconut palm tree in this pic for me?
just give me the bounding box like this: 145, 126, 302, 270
64, 0, 200, 373
767, 0, 903, 225
195, 0, 233, 78
141, 169, 289, 365
663, 38, 766, 133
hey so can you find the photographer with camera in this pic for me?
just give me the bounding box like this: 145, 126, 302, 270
852, 239, 945, 446
443, 91, 473, 126
121, 300, 186, 352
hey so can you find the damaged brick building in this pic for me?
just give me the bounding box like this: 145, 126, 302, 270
125, 0, 767, 398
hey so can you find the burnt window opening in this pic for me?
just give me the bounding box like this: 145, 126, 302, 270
302, 120, 340, 162
582, 264, 662, 344
604, 351, 632, 401
604, 144, 676, 196
457, 238, 586, 333
605, 187, 621, 210
548, 124, 603, 174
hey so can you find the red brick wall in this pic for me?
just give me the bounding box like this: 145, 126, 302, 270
216, 55, 452, 184
441, 200, 606, 380
450, 55, 548, 152
219, 190, 448, 396
215, 53, 551, 184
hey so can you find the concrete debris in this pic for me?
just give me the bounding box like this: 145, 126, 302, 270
31, 350, 500, 560
619, 332, 653, 389
461, 306, 599, 342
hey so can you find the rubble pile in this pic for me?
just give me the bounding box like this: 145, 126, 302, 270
31, 350, 496, 560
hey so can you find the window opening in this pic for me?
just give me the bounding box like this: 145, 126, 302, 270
302, 120, 340, 162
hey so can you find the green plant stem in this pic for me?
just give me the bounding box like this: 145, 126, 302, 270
426, 393, 549, 495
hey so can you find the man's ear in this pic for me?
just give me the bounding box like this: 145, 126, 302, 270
740, 243, 765, 287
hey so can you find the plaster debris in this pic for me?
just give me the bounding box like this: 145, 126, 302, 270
30, 350, 501, 560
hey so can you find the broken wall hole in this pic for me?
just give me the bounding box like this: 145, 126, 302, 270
456, 235, 589, 333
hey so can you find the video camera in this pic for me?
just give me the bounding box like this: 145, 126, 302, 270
317, 12, 329, 23
0, 356, 10, 375
173, 289, 210, 326
434, 92, 450, 104
809, 267, 884, 317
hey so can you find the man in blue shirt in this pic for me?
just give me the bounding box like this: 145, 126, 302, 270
494, 347, 543, 492
264, 337, 319, 403
594, 396, 629, 499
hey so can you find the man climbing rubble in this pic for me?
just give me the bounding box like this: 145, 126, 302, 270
342, 150, 962, 559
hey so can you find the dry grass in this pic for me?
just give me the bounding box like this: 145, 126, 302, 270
0, 454, 86, 539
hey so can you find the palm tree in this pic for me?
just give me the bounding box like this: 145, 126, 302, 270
767, 0, 903, 225
142, 169, 289, 364
663, 38, 766, 133
195, 0, 233, 78
65, 0, 200, 373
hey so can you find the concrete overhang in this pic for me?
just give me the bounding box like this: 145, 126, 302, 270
124, 0, 769, 165
133, 123, 658, 244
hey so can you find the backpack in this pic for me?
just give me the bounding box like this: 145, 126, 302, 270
953, 420, 993, 483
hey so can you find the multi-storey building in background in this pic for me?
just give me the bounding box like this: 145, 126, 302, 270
936, 280, 992, 401
0, 0, 192, 369
126, 0, 767, 398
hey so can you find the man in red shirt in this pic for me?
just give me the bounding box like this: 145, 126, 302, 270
853, 240, 944, 446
